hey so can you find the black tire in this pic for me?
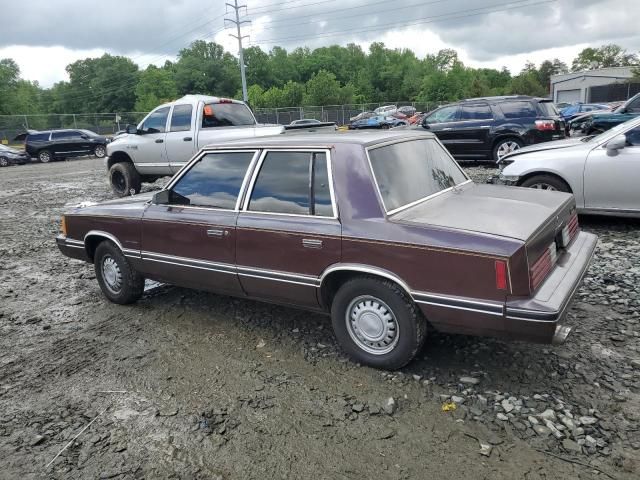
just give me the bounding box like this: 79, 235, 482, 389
519, 174, 570, 192
109, 162, 141, 197
0, 157, 8, 167
492, 137, 523, 162
94, 144, 106, 158
331, 276, 427, 370
38, 150, 52, 163
94, 241, 144, 305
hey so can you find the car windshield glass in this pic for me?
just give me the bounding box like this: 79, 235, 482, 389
537, 102, 559, 116
368, 139, 469, 213
589, 120, 632, 143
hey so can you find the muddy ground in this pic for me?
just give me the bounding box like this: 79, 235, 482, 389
0, 158, 639, 480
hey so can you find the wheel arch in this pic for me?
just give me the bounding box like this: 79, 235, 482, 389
107, 150, 133, 169
83, 230, 125, 261
516, 170, 573, 193
318, 264, 413, 310
492, 133, 524, 150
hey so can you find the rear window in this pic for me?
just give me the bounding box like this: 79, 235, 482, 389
537, 101, 558, 117
368, 139, 468, 213
499, 101, 538, 119
202, 103, 256, 128
27, 133, 49, 142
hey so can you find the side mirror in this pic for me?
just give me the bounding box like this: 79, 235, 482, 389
152, 190, 170, 205
606, 134, 627, 155
126, 124, 138, 135
421, 118, 430, 129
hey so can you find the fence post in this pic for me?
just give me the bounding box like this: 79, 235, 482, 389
73, 114, 77, 128
341, 105, 345, 126
276, 109, 279, 124
321, 106, 324, 122
23, 115, 29, 129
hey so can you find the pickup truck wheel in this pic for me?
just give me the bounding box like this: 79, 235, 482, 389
94, 241, 144, 304
0, 157, 8, 167
493, 138, 523, 162
331, 277, 427, 370
94, 145, 106, 158
38, 150, 52, 163
519, 174, 569, 192
109, 162, 141, 197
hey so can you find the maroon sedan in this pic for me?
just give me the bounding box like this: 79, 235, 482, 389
56, 131, 597, 369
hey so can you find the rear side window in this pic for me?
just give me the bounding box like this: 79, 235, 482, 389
28, 133, 50, 142
248, 151, 333, 216
171, 151, 255, 209
202, 102, 256, 128
140, 107, 170, 134
536, 101, 558, 117
460, 104, 492, 120
170, 104, 193, 132
51, 131, 71, 139
500, 101, 538, 119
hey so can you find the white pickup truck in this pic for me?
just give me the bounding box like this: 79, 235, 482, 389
107, 94, 322, 196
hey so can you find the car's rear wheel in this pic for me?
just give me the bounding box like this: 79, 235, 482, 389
94, 145, 106, 158
38, 150, 52, 163
94, 241, 144, 304
331, 277, 427, 370
493, 138, 523, 161
0, 157, 8, 167
109, 162, 141, 197
520, 174, 570, 192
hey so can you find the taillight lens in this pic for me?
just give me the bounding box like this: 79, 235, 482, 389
530, 243, 558, 291
535, 120, 556, 131
495, 260, 508, 290
559, 212, 579, 248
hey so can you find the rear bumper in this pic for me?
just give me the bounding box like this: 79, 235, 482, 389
56, 235, 90, 262
504, 231, 597, 343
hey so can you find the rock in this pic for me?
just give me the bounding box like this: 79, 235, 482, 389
559, 416, 576, 430
539, 409, 556, 421
459, 376, 480, 385
451, 396, 465, 404
562, 439, 582, 453
579, 416, 598, 426
352, 403, 364, 413
544, 420, 564, 439
501, 399, 514, 413
412, 374, 422, 381
383, 397, 397, 415
584, 435, 597, 448
368, 405, 381, 415
533, 425, 551, 437
30, 435, 46, 446
158, 408, 178, 417
528, 416, 539, 425
378, 428, 396, 440
256, 339, 266, 349
479, 442, 492, 457
496, 413, 508, 421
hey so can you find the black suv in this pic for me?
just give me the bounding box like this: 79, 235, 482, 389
25, 129, 108, 163
420, 96, 565, 161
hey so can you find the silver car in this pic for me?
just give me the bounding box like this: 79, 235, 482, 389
494, 116, 640, 218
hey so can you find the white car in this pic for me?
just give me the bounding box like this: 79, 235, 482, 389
374, 105, 398, 116
494, 116, 640, 218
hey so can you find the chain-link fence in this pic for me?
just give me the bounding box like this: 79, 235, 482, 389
254, 102, 439, 126
0, 112, 148, 144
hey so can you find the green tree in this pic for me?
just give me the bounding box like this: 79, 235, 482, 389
303, 70, 349, 106
571, 44, 639, 72
174, 40, 240, 97
135, 65, 177, 111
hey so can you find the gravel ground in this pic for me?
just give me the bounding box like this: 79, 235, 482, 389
0, 158, 639, 479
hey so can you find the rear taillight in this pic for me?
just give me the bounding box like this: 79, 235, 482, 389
559, 212, 579, 248
495, 260, 508, 290
219, 98, 233, 103
535, 120, 556, 131
530, 243, 558, 291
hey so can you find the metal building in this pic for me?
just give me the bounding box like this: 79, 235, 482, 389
550, 67, 635, 103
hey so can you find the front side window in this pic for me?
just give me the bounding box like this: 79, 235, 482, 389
140, 106, 170, 134
626, 97, 640, 113
201, 102, 256, 128
501, 101, 538, 119
170, 104, 193, 132
426, 105, 458, 124
248, 151, 332, 216
171, 151, 255, 209
625, 126, 640, 146
460, 104, 492, 120
368, 139, 468, 213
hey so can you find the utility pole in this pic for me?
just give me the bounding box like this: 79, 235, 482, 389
225, 0, 250, 103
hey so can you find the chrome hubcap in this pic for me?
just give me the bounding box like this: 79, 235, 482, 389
346, 295, 399, 355
102, 256, 122, 293
40, 152, 50, 162
497, 141, 520, 159
530, 183, 557, 191
95, 146, 105, 157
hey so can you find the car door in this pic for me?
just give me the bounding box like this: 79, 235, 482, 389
584, 125, 640, 212
421, 105, 462, 155
165, 104, 196, 173
68, 130, 90, 156
139, 149, 259, 295
453, 103, 494, 158
49, 131, 69, 156
236, 149, 341, 308
132, 106, 170, 176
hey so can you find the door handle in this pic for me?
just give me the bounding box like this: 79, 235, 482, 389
441, 127, 453, 131
302, 238, 323, 249
155, 139, 164, 143
480, 126, 491, 129
207, 228, 228, 238
183, 137, 193, 141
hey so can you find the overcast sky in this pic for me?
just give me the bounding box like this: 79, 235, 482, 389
1, 0, 639, 87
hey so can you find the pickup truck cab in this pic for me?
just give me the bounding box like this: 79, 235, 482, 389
106, 95, 284, 196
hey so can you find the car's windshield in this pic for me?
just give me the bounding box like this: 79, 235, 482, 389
586, 120, 633, 143
368, 138, 469, 213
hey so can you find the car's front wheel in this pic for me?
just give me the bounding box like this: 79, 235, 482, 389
0, 157, 8, 167
331, 277, 427, 370
493, 138, 523, 162
109, 162, 141, 197
520, 174, 570, 192
94, 241, 144, 304
38, 150, 52, 163
94, 145, 106, 158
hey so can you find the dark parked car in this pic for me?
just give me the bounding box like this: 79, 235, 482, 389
56, 132, 596, 369
26, 129, 108, 163
350, 115, 408, 129
0, 144, 31, 167
420, 96, 566, 161
581, 92, 640, 134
